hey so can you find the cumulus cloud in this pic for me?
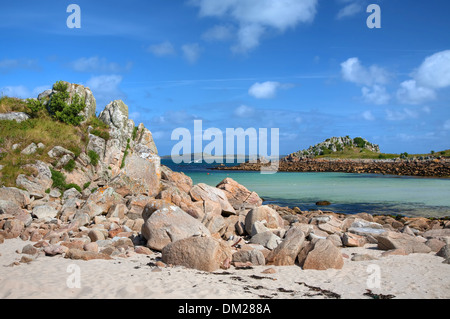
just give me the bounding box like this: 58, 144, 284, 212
414, 50, 450, 89
202, 25, 234, 42
70, 56, 132, 73
85, 75, 125, 107
0, 85, 50, 99
362, 85, 390, 105
181, 43, 202, 64
147, 41, 176, 57
341, 57, 391, 105
190, 0, 318, 53
396, 80, 436, 105
248, 81, 293, 99
361, 110, 375, 121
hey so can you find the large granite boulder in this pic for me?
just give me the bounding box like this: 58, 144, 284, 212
162, 236, 232, 272
303, 239, 344, 270
376, 231, 432, 254
15, 161, 53, 199
266, 227, 306, 266
190, 183, 236, 216
216, 178, 262, 210
244, 205, 284, 235
141, 203, 210, 251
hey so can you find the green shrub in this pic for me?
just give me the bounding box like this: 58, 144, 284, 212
88, 150, 99, 166
25, 99, 46, 118
132, 126, 139, 141
91, 128, 110, 141
120, 140, 131, 168
353, 137, 366, 148
50, 168, 67, 191
65, 183, 82, 192
63, 159, 76, 172
83, 181, 91, 190
47, 81, 85, 126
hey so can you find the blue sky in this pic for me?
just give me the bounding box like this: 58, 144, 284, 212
1, 0, 450, 156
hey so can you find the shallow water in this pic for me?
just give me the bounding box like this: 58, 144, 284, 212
162, 159, 450, 218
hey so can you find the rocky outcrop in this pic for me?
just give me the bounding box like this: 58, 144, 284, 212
216, 177, 262, 211
0, 112, 30, 122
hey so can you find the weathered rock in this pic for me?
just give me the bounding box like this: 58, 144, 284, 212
422, 229, 450, 240
15, 161, 53, 198
244, 206, 283, 235
351, 254, 378, 261
22, 244, 39, 255
232, 249, 266, 266
32, 205, 58, 220
88, 229, 105, 242
249, 231, 282, 250
81, 187, 123, 218
110, 144, 161, 197
87, 134, 106, 163
425, 239, 446, 253
317, 215, 343, 235
0, 112, 30, 122
303, 239, 344, 270
266, 227, 306, 266
141, 204, 211, 251
126, 194, 153, 219
377, 231, 432, 254
0, 187, 31, 209
21, 143, 37, 155
83, 242, 99, 253
2, 219, 24, 239
202, 213, 226, 235
135, 123, 158, 155
437, 244, 450, 260
44, 244, 68, 256
160, 165, 192, 193
65, 248, 112, 261
0, 200, 24, 216
106, 203, 127, 219
216, 178, 262, 210
190, 183, 236, 216
98, 100, 132, 150
134, 246, 153, 255
162, 236, 232, 272
48, 146, 75, 159
157, 184, 203, 219
342, 232, 366, 247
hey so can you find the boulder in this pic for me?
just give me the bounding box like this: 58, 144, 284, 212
342, 232, 366, 247
303, 239, 344, 270
266, 227, 306, 266
48, 146, 75, 159
316, 215, 343, 235
2, 219, 24, 239
141, 204, 211, 251
32, 205, 59, 220
422, 229, 450, 240
98, 100, 133, 150
190, 183, 236, 216
376, 231, 432, 254
244, 205, 283, 235
21, 143, 37, 155
0, 200, 24, 216
436, 244, 450, 260
110, 144, 161, 197
0, 187, 31, 208
157, 184, 203, 219
15, 161, 53, 198
0, 112, 30, 122
87, 134, 106, 163
232, 249, 266, 266
65, 249, 112, 261
162, 236, 232, 272
135, 123, 158, 155
249, 231, 282, 250
216, 178, 262, 210
160, 165, 192, 193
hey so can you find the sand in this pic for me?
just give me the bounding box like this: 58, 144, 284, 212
0, 238, 449, 299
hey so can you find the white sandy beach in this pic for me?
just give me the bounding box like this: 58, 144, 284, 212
1, 238, 449, 299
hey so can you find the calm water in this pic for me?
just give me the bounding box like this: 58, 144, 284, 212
162, 159, 450, 218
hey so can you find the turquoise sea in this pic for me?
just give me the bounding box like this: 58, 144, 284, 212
162, 159, 450, 218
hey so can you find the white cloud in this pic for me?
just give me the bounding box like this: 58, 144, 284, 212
385, 107, 420, 121
337, 1, 365, 19
191, 0, 318, 53
248, 81, 280, 99
147, 41, 176, 57
181, 43, 202, 64
414, 50, 450, 89
362, 110, 375, 121
362, 85, 390, 105
202, 25, 234, 42
248, 81, 293, 99
396, 80, 436, 105
234, 104, 256, 118
0, 85, 50, 99
85, 75, 125, 106
341, 57, 390, 86
70, 56, 132, 73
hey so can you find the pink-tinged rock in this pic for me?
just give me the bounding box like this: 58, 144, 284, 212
134, 246, 153, 255
216, 178, 262, 210
266, 227, 306, 266
88, 229, 105, 242
342, 232, 366, 247
0, 187, 31, 208
2, 219, 24, 239
377, 231, 431, 254
244, 206, 283, 235
381, 248, 408, 257
106, 203, 127, 219
161, 165, 193, 194
141, 204, 211, 251
44, 244, 68, 256
65, 248, 113, 261
303, 239, 344, 270
162, 236, 232, 272
83, 242, 99, 253
190, 183, 236, 216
